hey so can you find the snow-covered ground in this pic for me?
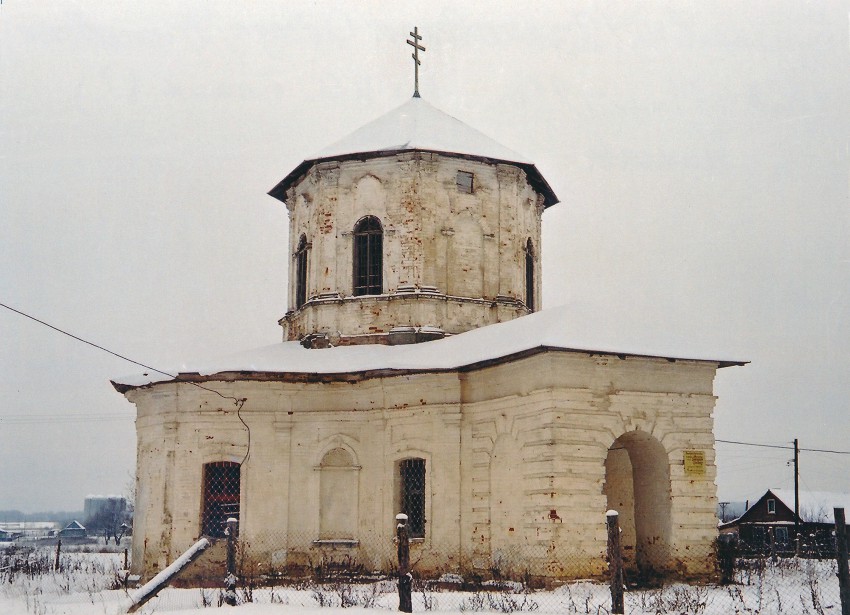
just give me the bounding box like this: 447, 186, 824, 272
0, 548, 843, 614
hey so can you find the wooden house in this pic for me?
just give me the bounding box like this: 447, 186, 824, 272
719, 489, 850, 557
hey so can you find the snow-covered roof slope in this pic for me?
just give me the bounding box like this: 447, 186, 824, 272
770, 489, 850, 524
268, 96, 558, 206
314, 97, 531, 163
112, 305, 745, 391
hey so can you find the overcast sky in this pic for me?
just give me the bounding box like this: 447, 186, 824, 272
1, 1, 848, 513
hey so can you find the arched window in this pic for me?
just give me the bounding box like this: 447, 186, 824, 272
201, 461, 240, 538
353, 216, 383, 296
525, 239, 535, 312
319, 448, 358, 540
295, 234, 308, 309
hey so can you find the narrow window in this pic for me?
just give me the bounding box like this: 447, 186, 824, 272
353, 216, 383, 296
295, 234, 308, 309
525, 238, 535, 312
399, 458, 426, 538
201, 462, 240, 538
767, 499, 776, 514
775, 526, 789, 544
456, 170, 474, 194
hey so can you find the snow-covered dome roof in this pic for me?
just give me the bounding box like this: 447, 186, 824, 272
269, 96, 558, 206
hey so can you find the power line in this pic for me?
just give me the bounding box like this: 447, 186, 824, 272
0, 301, 243, 406
1, 302, 175, 381
1, 300, 252, 464
717, 439, 850, 456
0, 413, 134, 424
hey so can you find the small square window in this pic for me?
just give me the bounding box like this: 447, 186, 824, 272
456, 171, 474, 194
767, 499, 776, 514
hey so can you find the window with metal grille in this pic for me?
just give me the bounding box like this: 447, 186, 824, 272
399, 458, 426, 538
295, 234, 308, 309
201, 462, 240, 538
456, 170, 474, 194
353, 216, 383, 296
525, 239, 535, 311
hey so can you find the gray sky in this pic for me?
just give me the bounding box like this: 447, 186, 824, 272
1, 1, 848, 513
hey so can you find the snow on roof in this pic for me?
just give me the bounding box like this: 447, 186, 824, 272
314, 97, 532, 164
268, 96, 558, 206
769, 489, 850, 524
113, 304, 745, 390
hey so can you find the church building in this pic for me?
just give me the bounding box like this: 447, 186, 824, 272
113, 46, 743, 581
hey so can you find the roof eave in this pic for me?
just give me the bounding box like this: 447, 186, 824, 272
113, 346, 745, 394
268, 149, 559, 207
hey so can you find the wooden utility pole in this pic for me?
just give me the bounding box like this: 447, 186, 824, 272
719, 501, 729, 523
794, 438, 800, 555
606, 510, 624, 614
396, 513, 412, 613
835, 508, 850, 615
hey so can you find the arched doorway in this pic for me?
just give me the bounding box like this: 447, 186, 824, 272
603, 431, 672, 579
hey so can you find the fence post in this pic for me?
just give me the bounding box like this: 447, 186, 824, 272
769, 526, 777, 562
223, 517, 238, 607
122, 548, 130, 589
835, 507, 850, 615
396, 513, 412, 613
717, 533, 738, 585
607, 510, 624, 614
53, 539, 61, 572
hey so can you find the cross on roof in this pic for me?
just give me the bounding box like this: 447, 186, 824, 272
406, 27, 425, 98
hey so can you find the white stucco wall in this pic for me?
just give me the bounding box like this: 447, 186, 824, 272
126, 350, 720, 580
280, 153, 543, 342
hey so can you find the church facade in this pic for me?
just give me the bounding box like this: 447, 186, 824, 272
114, 95, 743, 582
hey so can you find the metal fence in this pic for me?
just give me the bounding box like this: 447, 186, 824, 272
2, 521, 848, 613
122, 520, 848, 614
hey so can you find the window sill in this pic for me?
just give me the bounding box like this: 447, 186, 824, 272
312, 539, 359, 547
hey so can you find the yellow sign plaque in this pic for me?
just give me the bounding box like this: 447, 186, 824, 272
683, 450, 706, 476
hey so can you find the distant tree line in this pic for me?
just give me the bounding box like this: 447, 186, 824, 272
0, 510, 83, 524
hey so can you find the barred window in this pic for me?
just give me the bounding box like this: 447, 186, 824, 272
201, 462, 240, 538
525, 238, 535, 312
353, 216, 383, 296
295, 234, 308, 309
399, 458, 426, 538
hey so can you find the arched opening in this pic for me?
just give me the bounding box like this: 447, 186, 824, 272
353, 216, 383, 296
603, 431, 672, 579
319, 448, 358, 540
295, 234, 308, 309
525, 239, 535, 311
201, 461, 240, 538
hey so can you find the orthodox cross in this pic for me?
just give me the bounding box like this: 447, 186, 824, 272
407, 27, 425, 98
